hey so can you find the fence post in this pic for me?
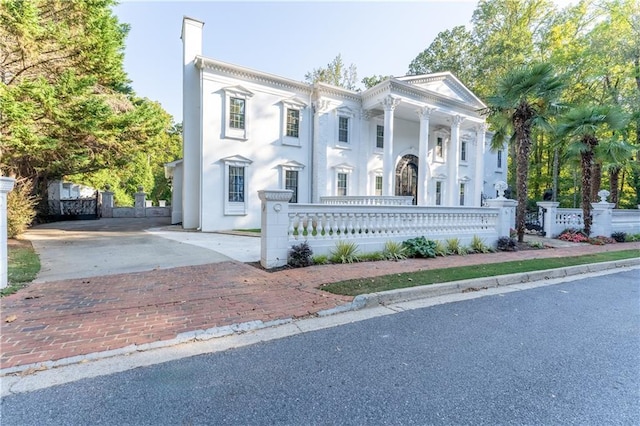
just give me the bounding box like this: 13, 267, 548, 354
485, 197, 517, 238
537, 201, 559, 238
258, 189, 293, 269
101, 185, 114, 218
591, 190, 614, 237
1, 176, 16, 289
134, 186, 146, 218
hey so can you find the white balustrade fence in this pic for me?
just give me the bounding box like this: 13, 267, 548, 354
259, 189, 515, 269
320, 196, 414, 206
612, 210, 640, 235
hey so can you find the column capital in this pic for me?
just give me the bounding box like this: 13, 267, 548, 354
360, 108, 372, 121
416, 106, 436, 120
475, 122, 488, 133
451, 115, 464, 127
312, 99, 331, 114
381, 95, 401, 112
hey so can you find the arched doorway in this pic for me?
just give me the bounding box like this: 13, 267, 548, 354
395, 154, 418, 205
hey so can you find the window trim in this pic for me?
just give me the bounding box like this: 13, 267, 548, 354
433, 128, 449, 163
223, 86, 254, 141
222, 155, 252, 215
335, 106, 355, 148
435, 181, 443, 206
333, 163, 354, 196
280, 98, 307, 146
279, 160, 305, 203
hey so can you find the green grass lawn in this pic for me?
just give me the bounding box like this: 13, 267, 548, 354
321, 250, 640, 296
3, 245, 41, 297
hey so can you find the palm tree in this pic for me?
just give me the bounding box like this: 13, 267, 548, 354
596, 138, 635, 207
557, 106, 627, 235
485, 63, 565, 242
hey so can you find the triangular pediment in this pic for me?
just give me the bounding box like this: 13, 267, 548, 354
223, 85, 254, 98
221, 155, 252, 165
397, 72, 485, 108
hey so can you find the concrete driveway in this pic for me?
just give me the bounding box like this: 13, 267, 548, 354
24, 217, 260, 283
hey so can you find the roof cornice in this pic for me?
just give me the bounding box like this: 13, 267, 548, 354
195, 56, 313, 93
313, 82, 362, 103
389, 79, 484, 118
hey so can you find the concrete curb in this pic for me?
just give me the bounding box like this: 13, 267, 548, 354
351, 258, 640, 309
2, 259, 638, 377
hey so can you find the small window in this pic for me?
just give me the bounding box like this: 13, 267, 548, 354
337, 173, 348, 196
459, 183, 465, 206
286, 108, 300, 138
228, 166, 245, 202
285, 170, 298, 203
375, 175, 383, 196
338, 117, 349, 143
376, 125, 384, 149
461, 141, 467, 162
435, 181, 442, 206
497, 150, 503, 169
436, 137, 443, 159
229, 98, 245, 129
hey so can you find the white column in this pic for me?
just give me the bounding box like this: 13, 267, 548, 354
417, 106, 435, 205
382, 96, 401, 196
181, 17, 204, 229
1, 176, 16, 289
311, 100, 330, 203
474, 123, 487, 206
448, 115, 463, 206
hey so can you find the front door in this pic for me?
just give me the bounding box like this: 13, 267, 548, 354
395, 155, 418, 205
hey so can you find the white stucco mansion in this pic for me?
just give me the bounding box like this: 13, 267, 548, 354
167, 17, 507, 231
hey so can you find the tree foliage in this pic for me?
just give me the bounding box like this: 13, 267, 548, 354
1, 0, 181, 212
304, 54, 358, 91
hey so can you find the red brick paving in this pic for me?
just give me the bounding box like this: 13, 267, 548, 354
1, 242, 638, 370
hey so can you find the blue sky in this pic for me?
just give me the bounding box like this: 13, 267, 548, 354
113, 1, 481, 123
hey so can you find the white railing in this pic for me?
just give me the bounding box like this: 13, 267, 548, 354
555, 209, 584, 230
612, 209, 640, 234
287, 204, 501, 256
320, 196, 414, 205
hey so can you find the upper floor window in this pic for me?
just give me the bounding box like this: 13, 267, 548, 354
376, 125, 384, 149
223, 86, 253, 140
339, 117, 349, 143
461, 141, 467, 162
286, 108, 300, 138
497, 150, 503, 169
229, 98, 245, 129
436, 137, 444, 159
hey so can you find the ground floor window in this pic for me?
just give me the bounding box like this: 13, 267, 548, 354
459, 183, 466, 206
375, 175, 383, 196
223, 156, 252, 215
435, 181, 442, 206
337, 173, 348, 196
228, 166, 244, 202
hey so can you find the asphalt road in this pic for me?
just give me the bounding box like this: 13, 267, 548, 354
2, 269, 638, 425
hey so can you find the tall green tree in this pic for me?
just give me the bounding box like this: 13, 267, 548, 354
557, 106, 627, 234
1, 0, 181, 214
485, 63, 565, 242
305, 54, 358, 90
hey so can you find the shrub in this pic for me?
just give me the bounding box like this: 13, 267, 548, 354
330, 240, 360, 264
470, 235, 491, 254
625, 233, 640, 242
7, 177, 39, 238
557, 229, 589, 243
434, 240, 448, 256
446, 238, 468, 255
497, 236, 518, 251
527, 241, 545, 249
288, 241, 314, 267
403, 236, 437, 258
312, 255, 329, 265
589, 236, 615, 245
611, 232, 626, 243
360, 252, 384, 262
382, 241, 408, 261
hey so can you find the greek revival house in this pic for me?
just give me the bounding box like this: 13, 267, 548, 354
168, 17, 507, 231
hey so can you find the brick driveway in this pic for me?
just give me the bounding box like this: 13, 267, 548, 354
2, 238, 638, 370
